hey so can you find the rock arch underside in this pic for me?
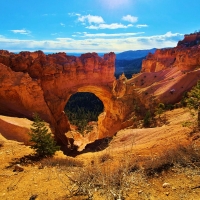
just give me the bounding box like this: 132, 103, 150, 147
0, 34, 200, 153
0, 51, 135, 152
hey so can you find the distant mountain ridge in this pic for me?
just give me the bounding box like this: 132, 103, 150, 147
115, 57, 144, 78
115, 48, 157, 78
116, 48, 157, 60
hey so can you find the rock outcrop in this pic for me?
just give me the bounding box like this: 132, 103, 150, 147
0, 51, 133, 152
141, 33, 200, 72
0, 115, 32, 145
0, 32, 200, 153
134, 33, 200, 107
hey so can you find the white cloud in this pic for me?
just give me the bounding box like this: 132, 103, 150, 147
136, 24, 148, 28
10, 29, 31, 35
78, 32, 144, 37
86, 23, 133, 30
0, 32, 184, 53
60, 23, 65, 27
78, 14, 104, 24
56, 38, 75, 41
164, 31, 179, 37
122, 15, 138, 23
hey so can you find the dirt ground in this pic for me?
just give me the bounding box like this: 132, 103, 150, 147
0, 108, 200, 200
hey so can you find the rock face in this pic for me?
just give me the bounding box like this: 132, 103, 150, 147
0, 51, 133, 152
0, 115, 32, 145
141, 33, 200, 73
135, 33, 200, 107
0, 33, 200, 153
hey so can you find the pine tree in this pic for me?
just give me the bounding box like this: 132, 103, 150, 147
28, 113, 60, 157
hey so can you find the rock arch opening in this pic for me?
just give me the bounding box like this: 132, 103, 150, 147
64, 92, 104, 134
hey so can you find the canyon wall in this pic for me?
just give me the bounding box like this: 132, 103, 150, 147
0, 33, 200, 152
0, 51, 135, 152
142, 33, 200, 73
136, 33, 200, 107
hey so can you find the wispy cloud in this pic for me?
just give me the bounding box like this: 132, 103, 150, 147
71, 13, 143, 30
86, 23, 133, 30
76, 32, 145, 37
60, 23, 65, 27
122, 15, 138, 23
78, 14, 104, 24
0, 32, 184, 53
42, 13, 56, 17
136, 24, 148, 28
10, 29, 31, 35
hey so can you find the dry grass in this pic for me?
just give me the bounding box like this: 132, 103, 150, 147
1, 109, 200, 200
58, 136, 200, 199
98, 152, 113, 163
141, 141, 200, 177
40, 157, 84, 168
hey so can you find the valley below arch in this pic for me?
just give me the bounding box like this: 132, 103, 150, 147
62, 85, 124, 140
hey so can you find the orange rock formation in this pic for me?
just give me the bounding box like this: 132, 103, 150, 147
142, 33, 200, 72
0, 51, 133, 152
0, 33, 200, 152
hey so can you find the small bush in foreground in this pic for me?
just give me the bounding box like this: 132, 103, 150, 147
28, 113, 60, 157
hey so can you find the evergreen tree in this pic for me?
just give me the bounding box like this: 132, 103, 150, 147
186, 80, 200, 130
28, 114, 60, 157
143, 110, 152, 127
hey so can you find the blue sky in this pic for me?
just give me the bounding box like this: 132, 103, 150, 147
0, 0, 199, 53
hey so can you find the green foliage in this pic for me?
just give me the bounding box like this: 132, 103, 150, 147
143, 110, 152, 127
186, 81, 200, 110
133, 99, 141, 114
165, 104, 174, 110
28, 114, 60, 157
182, 121, 193, 127
155, 103, 165, 117
185, 81, 200, 129
65, 92, 104, 133
180, 92, 188, 107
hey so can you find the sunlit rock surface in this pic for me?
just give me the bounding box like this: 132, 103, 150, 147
0, 33, 200, 152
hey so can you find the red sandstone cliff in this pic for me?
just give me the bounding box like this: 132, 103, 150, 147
142, 33, 200, 72
0, 51, 119, 151
136, 33, 200, 107
1, 32, 200, 153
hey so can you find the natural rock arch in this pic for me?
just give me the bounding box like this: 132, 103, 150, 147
0, 51, 131, 152
51, 83, 126, 152
63, 85, 121, 137
1, 46, 199, 153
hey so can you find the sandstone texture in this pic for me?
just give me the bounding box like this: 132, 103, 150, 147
0, 33, 200, 152
137, 33, 200, 107
0, 51, 128, 152
142, 33, 200, 73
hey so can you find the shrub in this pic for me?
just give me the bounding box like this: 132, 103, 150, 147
28, 113, 60, 157
143, 110, 152, 127
155, 103, 165, 116
185, 80, 200, 129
